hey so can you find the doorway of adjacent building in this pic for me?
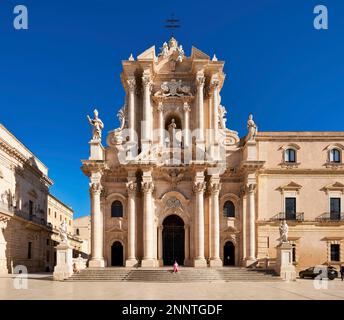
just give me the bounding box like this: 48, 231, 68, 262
223, 241, 235, 266
111, 241, 123, 266
163, 214, 185, 265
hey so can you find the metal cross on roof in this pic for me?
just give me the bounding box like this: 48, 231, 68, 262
165, 13, 180, 37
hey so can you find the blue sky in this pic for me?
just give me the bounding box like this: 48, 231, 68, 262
0, 0, 343, 218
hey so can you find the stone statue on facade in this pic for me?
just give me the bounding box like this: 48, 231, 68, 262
59, 220, 68, 245
168, 119, 177, 147
246, 114, 258, 141
87, 109, 104, 141
159, 42, 169, 58
218, 105, 227, 129
176, 45, 184, 62
279, 220, 289, 244
0, 220, 7, 243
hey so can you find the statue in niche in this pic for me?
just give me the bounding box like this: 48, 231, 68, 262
168, 119, 177, 147
87, 109, 104, 141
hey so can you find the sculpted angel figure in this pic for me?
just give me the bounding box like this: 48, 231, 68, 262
116, 107, 126, 131
279, 220, 289, 243
87, 109, 104, 141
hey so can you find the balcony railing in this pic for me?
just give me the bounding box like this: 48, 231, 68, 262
315, 212, 344, 222
0, 202, 53, 230
270, 212, 304, 222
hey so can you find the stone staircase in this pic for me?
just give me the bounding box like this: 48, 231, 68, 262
66, 267, 280, 282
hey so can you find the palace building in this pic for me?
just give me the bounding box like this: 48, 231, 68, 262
0, 124, 84, 274
82, 38, 344, 270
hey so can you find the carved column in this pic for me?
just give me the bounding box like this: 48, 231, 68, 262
210, 75, 220, 160
127, 78, 136, 143
196, 72, 205, 162
125, 179, 138, 267
193, 170, 207, 267
0, 218, 9, 274
209, 176, 222, 267
196, 72, 205, 141
158, 226, 163, 266
247, 184, 257, 264
241, 187, 247, 264
141, 172, 156, 267
184, 225, 190, 266
142, 71, 152, 150
157, 102, 164, 146
183, 102, 191, 147
89, 182, 105, 268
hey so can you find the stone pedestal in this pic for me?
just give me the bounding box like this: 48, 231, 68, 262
89, 140, 104, 160
209, 259, 222, 267
89, 259, 105, 268
193, 258, 207, 268
53, 243, 73, 281
275, 242, 296, 281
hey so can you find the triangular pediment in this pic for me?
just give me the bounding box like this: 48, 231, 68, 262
191, 46, 210, 60
279, 181, 302, 191
323, 182, 344, 190
137, 45, 156, 61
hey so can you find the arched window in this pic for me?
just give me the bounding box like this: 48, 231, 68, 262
223, 201, 235, 218
76, 228, 80, 236
284, 149, 296, 163
111, 200, 123, 218
330, 148, 341, 163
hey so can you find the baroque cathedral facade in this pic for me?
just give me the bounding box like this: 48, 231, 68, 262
82, 38, 344, 269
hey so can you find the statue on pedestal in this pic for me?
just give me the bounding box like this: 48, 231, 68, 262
279, 220, 289, 244
59, 220, 68, 245
87, 109, 104, 141
247, 114, 258, 141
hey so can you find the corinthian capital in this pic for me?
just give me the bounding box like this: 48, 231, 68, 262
142, 71, 152, 88
248, 184, 257, 193
183, 102, 191, 113
211, 75, 220, 89
193, 182, 206, 194
127, 78, 136, 92
209, 181, 221, 194
196, 73, 205, 87
89, 182, 102, 194
126, 181, 137, 194
142, 181, 154, 193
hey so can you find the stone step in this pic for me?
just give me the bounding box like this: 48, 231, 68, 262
66, 267, 279, 282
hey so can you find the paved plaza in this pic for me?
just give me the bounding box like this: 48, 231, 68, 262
0, 274, 343, 300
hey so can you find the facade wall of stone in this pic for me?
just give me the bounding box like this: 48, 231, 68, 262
82, 38, 344, 270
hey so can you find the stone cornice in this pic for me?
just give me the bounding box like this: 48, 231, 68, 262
259, 168, 344, 175
81, 160, 108, 176
256, 132, 344, 142
0, 139, 53, 186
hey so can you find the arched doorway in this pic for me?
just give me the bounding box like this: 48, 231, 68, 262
223, 241, 235, 266
163, 215, 185, 265
111, 241, 123, 266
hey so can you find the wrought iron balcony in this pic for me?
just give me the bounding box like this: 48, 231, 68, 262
315, 212, 344, 222
270, 212, 304, 222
